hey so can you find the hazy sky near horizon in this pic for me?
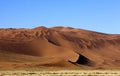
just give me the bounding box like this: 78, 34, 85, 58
0, 0, 120, 34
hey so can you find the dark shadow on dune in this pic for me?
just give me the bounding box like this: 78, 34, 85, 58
76, 55, 91, 65
69, 54, 94, 66
47, 39, 61, 46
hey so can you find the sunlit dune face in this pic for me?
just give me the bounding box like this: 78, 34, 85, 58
30, 39, 79, 62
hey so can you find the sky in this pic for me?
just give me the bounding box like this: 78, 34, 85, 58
0, 0, 120, 34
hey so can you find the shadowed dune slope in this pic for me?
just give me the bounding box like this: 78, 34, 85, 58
0, 26, 120, 69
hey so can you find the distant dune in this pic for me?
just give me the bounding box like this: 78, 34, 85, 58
0, 26, 120, 70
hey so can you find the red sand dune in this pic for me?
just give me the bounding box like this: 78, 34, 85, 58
0, 26, 120, 70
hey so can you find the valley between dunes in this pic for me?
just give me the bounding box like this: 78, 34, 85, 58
0, 26, 120, 70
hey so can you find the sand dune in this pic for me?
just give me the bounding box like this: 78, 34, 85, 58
0, 26, 120, 70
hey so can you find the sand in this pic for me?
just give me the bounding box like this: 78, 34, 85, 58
0, 26, 120, 70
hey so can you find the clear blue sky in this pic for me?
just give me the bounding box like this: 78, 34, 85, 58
0, 0, 120, 34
